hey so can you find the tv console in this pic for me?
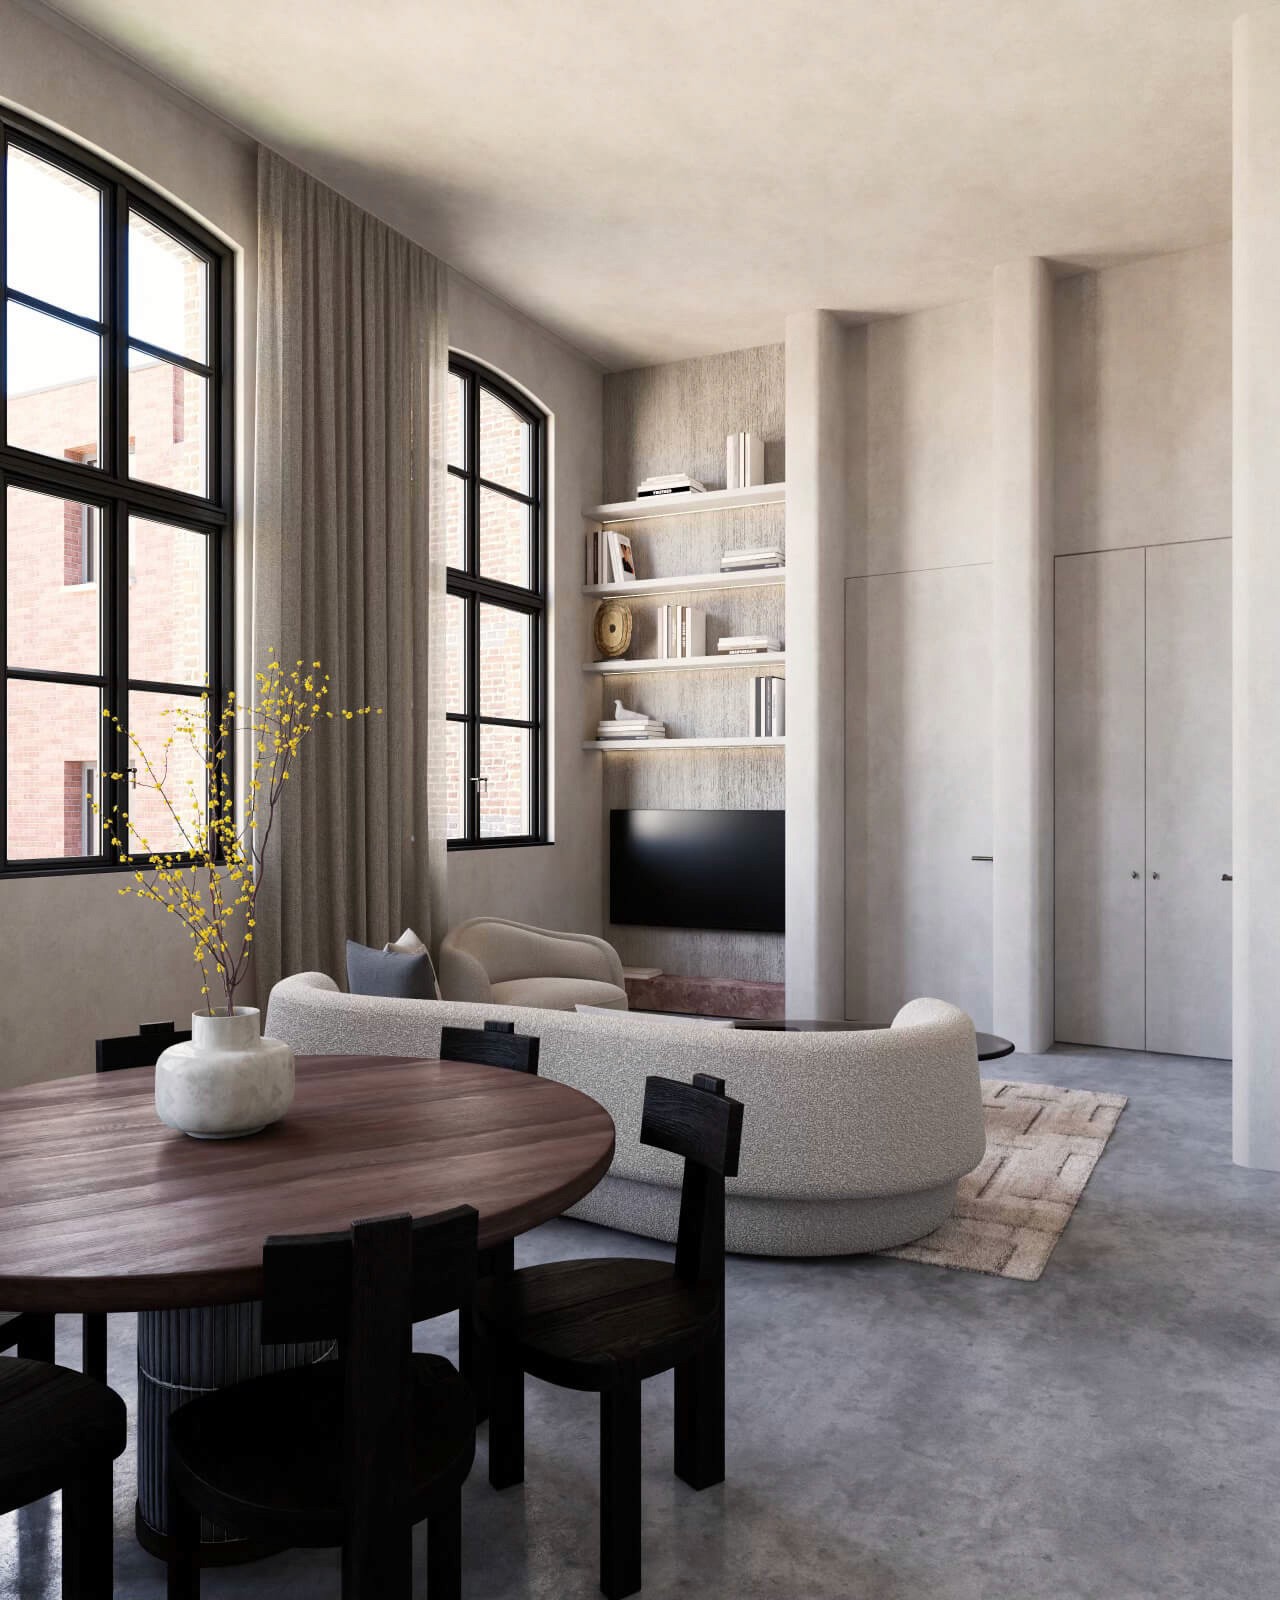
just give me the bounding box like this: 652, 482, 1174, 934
623, 971, 785, 1021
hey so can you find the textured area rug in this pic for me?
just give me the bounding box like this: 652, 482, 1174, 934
880, 1080, 1128, 1282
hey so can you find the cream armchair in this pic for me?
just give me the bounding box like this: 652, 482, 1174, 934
437, 917, 628, 1011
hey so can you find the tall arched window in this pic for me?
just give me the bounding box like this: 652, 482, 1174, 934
0, 110, 233, 874
445, 354, 547, 847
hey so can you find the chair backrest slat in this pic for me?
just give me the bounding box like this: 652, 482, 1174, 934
439, 1024, 540, 1076
344, 1215, 414, 1532
640, 1075, 745, 1287
96, 1020, 191, 1074
261, 1206, 479, 1346
640, 1075, 743, 1177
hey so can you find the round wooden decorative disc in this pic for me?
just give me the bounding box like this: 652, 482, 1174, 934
594, 600, 633, 659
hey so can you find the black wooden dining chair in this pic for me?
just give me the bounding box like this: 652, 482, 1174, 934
79, 1021, 193, 1385
438, 1023, 540, 1418
474, 1073, 745, 1599
165, 1206, 479, 1600
0, 1354, 128, 1597
439, 1022, 540, 1077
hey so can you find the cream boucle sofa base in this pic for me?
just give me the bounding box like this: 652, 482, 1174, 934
264, 973, 986, 1258
568, 1173, 959, 1258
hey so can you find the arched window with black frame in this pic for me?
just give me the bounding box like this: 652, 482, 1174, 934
445, 355, 548, 848
0, 110, 233, 876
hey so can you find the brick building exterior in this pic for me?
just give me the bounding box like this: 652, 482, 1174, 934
7, 356, 208, 860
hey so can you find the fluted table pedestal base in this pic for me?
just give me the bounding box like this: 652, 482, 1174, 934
135, 1302, 330, 1565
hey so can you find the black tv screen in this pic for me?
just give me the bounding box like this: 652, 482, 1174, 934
610, 809, 785, 933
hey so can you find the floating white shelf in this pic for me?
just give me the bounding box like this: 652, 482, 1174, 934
582, 567, 785, 600
582, 736, 785, 752
585, 482, 786, 524
584, 651, 786, 677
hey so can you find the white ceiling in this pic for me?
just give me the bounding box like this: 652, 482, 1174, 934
45, 0, 1236, 370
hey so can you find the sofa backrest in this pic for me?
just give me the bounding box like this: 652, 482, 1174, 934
265, 973, 986, 1204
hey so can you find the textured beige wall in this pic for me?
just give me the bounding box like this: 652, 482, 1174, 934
446, 269, 605, 939
604, 344, 784, 500
0, 0, 257, 1088
601, 345, 786, 983
861, 295, 994, 576
1054, 241, 1232, 555
1232, 9, 1280, 1168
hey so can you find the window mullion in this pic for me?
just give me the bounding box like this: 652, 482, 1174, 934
467, 592, 480, 843
0, 477, 8, 867
110, 181, 128, 485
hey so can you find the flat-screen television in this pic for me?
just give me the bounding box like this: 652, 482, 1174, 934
610, 809, 785, 933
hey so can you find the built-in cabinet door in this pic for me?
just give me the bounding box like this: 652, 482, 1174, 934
845, 564, 993, 1029
1145, 539, 1232, 1058
1054, 549, 1147, 1050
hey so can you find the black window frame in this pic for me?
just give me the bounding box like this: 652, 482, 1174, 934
0, 110, 234, 879
446, 354, 548, 850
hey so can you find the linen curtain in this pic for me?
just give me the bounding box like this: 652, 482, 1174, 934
252, 148, 448, 997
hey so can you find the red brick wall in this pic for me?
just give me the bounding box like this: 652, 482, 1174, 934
7, 348, 208, 860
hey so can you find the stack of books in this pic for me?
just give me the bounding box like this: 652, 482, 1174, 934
586, 529, 636, 585
595, 717, 666, 742
635, 473, 706, 499
717, 634, 782, 655
721, 545, 784, 574
656, 604, 707, 659
725, 431, 765, 489
751, 676, 786, 737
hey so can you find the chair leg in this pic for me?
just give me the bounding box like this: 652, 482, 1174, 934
674, 1316, 726, 1490
487, 1345, 525, 1490
16, 1312, 55, 1363
166, 1475, 200, 1600
458, 1311, 491, 1424
463, 1240, 512, 1425
62, 1458, 114, 1600
600, 1378, 642, 1600
341, 1522, 411, 1600
83, 1312, 109, 1384
427, 1489, 463, 1600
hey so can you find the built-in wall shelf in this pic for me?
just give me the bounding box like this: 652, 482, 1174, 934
583, 567, 785, 600
582, 736, 785, 752
585, 482, 786, 524
585, 650, 786, 677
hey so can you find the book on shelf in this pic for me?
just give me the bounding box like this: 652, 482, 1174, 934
725, 431, 765, 490
751, 675, 786, 738
720, 546, 785, 572
656, 603, 707, 660
717, 634, 782, 655
636, 473, 706, 498
596, 720, 666, 740
608, 530, 636, 583
586, 529, 638, 585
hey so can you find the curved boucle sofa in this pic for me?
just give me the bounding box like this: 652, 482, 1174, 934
265, 973, 986, 1257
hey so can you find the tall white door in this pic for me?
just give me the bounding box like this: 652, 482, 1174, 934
1145, 540, 1232, 1058
845, 565, 993, 1028
1054, 549, 1147, 1049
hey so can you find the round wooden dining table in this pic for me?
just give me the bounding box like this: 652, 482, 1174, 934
0, 1054, 616, 1561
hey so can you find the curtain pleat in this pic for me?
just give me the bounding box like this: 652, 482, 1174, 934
252, 148, 448, 998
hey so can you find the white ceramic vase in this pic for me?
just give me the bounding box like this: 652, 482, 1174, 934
154, 1007, 295, 1139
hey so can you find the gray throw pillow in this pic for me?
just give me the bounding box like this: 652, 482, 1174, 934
346, 939, 439, 1001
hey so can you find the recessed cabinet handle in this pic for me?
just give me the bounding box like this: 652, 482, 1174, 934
971, 854, 993, 862
1222, 873, 1233, 882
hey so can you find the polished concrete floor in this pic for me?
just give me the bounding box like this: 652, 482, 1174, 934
3, 1045, 1279, 1599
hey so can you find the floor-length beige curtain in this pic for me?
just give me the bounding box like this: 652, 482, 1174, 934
252, 148, 448, 996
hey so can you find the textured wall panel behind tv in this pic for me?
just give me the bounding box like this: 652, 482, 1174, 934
600, 343, 787, 986
604, 343, 786, 501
